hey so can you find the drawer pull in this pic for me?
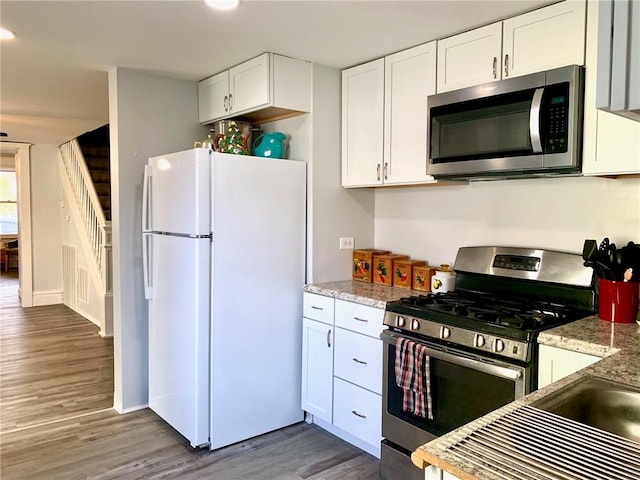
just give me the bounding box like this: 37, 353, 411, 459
353, 316, 369, 323
311, 305, 324, 310
351, 410, 367, 419
352, 357, 367, 365
327, 330, 332, 348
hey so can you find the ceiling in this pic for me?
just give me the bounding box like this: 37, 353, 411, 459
0, 0, 552, 145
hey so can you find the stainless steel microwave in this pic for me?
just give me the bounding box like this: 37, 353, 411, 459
427, 65, 584, 180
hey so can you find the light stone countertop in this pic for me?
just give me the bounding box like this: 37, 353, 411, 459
412, 316, 640, 480
303, 280, 420, 309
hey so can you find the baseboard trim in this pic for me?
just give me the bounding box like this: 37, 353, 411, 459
115, 403, 149, 414
32, 289, 63, 306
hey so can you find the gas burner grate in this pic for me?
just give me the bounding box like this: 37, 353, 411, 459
395, 291, 581, 331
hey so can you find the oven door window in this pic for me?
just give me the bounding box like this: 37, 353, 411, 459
430, 89, 536, 163
386, 341, 520, 437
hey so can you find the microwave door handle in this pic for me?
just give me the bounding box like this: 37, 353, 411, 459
529, 88, 544, 153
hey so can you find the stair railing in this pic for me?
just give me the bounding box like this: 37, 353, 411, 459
60, 140, 112, 293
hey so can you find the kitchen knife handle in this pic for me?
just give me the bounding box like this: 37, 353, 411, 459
492, 56, 497, 79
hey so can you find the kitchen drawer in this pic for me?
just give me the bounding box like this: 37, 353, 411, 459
303, 292, 334, 325
333, 377, 382, 448
334, 328, 382, 395
335, 300, 384, 338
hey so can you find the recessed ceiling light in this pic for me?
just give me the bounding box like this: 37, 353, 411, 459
0, 28, 16, 40
204, 0, 240, 11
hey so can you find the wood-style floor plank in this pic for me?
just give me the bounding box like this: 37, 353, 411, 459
0, 271, 381, 479
0, 272, 114, 433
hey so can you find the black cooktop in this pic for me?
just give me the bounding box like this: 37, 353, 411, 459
386, 290, 591, 341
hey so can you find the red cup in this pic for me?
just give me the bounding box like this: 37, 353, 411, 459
597, 279, 640, 323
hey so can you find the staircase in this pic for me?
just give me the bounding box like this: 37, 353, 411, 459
59, 125, 113, 337
77, 125, 111, 221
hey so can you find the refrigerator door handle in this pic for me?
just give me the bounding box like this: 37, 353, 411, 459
142, 232, 153, 299
142, 165, 152, 232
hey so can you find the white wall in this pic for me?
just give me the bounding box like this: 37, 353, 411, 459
29, 145, 63, 301
308, 64, 375, 283
375, 176, 640, 267
109, 67, 207, 412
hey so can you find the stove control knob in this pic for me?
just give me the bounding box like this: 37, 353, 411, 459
396, 316, 406, 328
474, 334, 486, 348
411, 319, 420, 331
493, 339, 505, 353
440, 326, 451, 339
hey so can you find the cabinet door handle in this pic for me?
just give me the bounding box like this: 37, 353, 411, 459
311, 305, 324, 310
228, 93, 233, 111
327, 330, 332, 348
353, 316, 369, 323
504, 54, 509, 77
376, 164, 381, 181
383, 162, 388, 180
224, 95, 229, 112
492, 56, 497, 79
351, 410, 367, 419
352, 357, 367, 365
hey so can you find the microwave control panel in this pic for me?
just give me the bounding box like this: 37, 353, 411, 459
541, 82, 570, 154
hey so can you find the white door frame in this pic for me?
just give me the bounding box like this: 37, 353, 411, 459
1, 142, 33, 307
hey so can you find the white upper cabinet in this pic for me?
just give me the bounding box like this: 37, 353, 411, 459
437, 0, 586, 93
198, 53, 311, 125
341, 59, 385, 187
198, 71, 229, 124
437, 23, 503, 93
502, 0, 586, 79
582, 0, 640, 175
227, 53, 270, 115
342, 42, 438, 187
384, 41, 438, 185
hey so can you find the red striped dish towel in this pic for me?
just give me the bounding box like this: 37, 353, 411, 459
395, 337, 433, 419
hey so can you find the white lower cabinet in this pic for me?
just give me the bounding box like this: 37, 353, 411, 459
537, 344, 600, 389
333, 377, 382, 448
425, 467, 461, 480
301, 317, 334, 423
301, 292, 384, 458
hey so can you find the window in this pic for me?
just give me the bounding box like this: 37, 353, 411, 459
0, 170, 18, 235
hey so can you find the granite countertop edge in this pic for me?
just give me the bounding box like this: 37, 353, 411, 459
304, 279, 420, 309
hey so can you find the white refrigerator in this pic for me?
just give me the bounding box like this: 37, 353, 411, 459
142, 148, 306, 449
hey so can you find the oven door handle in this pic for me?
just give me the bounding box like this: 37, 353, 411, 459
382, 330, 523, 382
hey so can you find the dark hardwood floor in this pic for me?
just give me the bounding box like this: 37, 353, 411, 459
0, 270, 381, 479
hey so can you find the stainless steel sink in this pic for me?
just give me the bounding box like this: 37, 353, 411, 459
530, 376, 640, 442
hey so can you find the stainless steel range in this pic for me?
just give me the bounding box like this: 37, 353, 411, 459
380, 246, 596, 480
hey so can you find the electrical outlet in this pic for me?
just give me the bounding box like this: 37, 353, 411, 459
339, 237, 355, 250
